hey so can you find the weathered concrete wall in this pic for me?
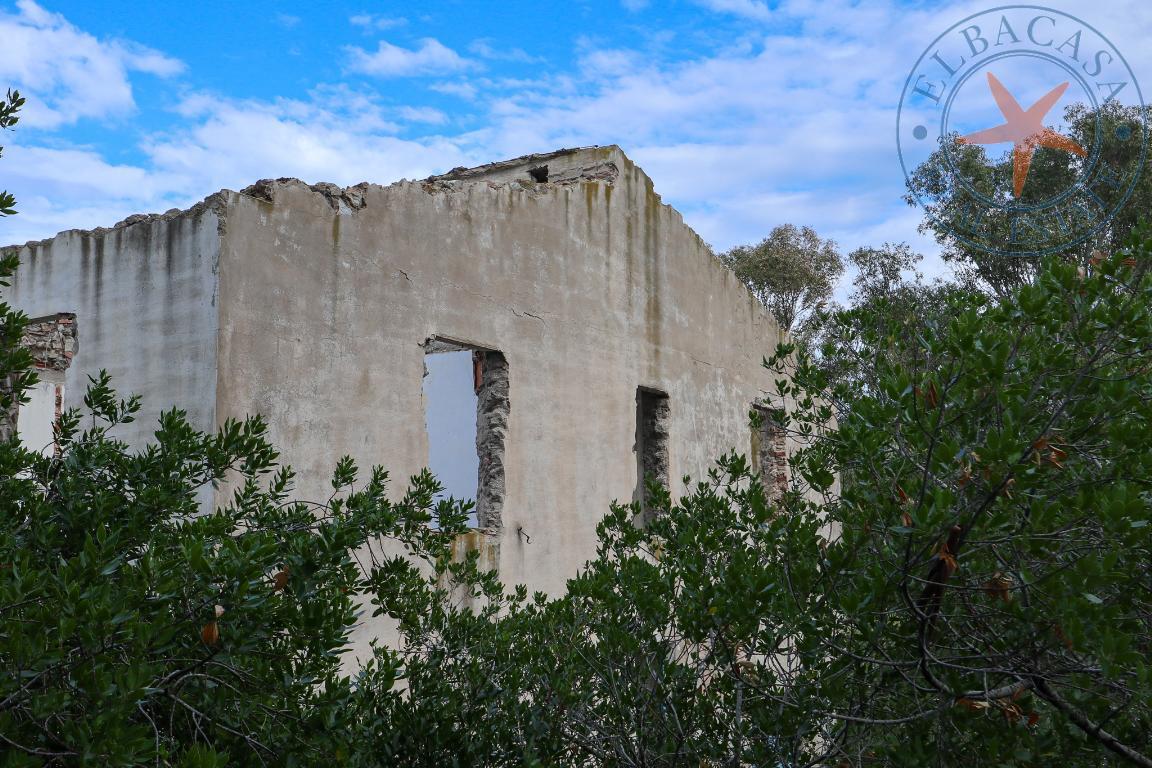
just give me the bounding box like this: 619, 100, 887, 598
3, 146, 790, 662
211, 147, 784, 657
3, 202, 224, 445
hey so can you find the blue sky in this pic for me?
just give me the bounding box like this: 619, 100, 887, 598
424, 351, 479, 507
1, 0, 1149, 293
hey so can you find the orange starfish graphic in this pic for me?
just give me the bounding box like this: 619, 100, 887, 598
958, 72, 1086, 198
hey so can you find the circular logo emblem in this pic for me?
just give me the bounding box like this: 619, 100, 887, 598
898, 5, 1147, 257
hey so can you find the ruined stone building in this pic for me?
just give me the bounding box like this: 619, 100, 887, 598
3, 146, 790, 648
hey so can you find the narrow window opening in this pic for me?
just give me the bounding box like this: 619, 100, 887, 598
2, 313, 77, 455
750, 403, 787, 501
423, 348, 479, 522
527, 165, 549, 183
634, 387, 670, 524
422, 338, 508, 530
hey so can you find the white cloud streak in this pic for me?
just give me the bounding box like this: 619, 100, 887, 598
345, 38, 476, 77
694, 0, 773, 22
0, 0, 183, 128
349, 14, 407, 31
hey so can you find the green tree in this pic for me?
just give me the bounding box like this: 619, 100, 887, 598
796, 242, 970, 403
764, 232, 1152, 765
906, 102, 1149, 297
0, 89, 28, 442
0, 89, 23, 218
0, 369, 479, 764
719, 224, 843, 332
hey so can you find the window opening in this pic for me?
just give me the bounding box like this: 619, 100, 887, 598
634, 387, 670, 524
422, 338, 509, 529
750, 403, 787, 500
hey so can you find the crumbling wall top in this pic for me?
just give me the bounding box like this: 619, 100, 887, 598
2, 145, 641, 253
0, 191, 227, 254
426, 145, 621, 187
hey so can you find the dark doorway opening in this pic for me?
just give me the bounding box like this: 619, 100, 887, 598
634, 387, 670, 524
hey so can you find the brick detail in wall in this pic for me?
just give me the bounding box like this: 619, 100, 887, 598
23, 313, 78, 372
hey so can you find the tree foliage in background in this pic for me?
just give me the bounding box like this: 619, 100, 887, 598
718, 223, 843, 332
906, 102, 1149, 298
796, 242, 970, 401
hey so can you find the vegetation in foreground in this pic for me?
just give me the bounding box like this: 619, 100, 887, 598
2, 235, 1149, 766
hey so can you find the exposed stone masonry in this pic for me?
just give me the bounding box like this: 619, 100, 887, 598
22, 313, 77, 372
475, 350, 509, 531
752, 404, 788, 501
427, 146, 620, 186
241, 179, 370, 214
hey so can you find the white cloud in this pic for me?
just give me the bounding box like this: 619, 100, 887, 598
5, 145, 175, 200
142, 93, 474, 194
397, 106, 449, 125
430, 81, 479, 100
349, 13, 407, 31
695, 0, 773, 22
468, 39, 543, 64
345, 38, 477, 78
0, 0, 183, 128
